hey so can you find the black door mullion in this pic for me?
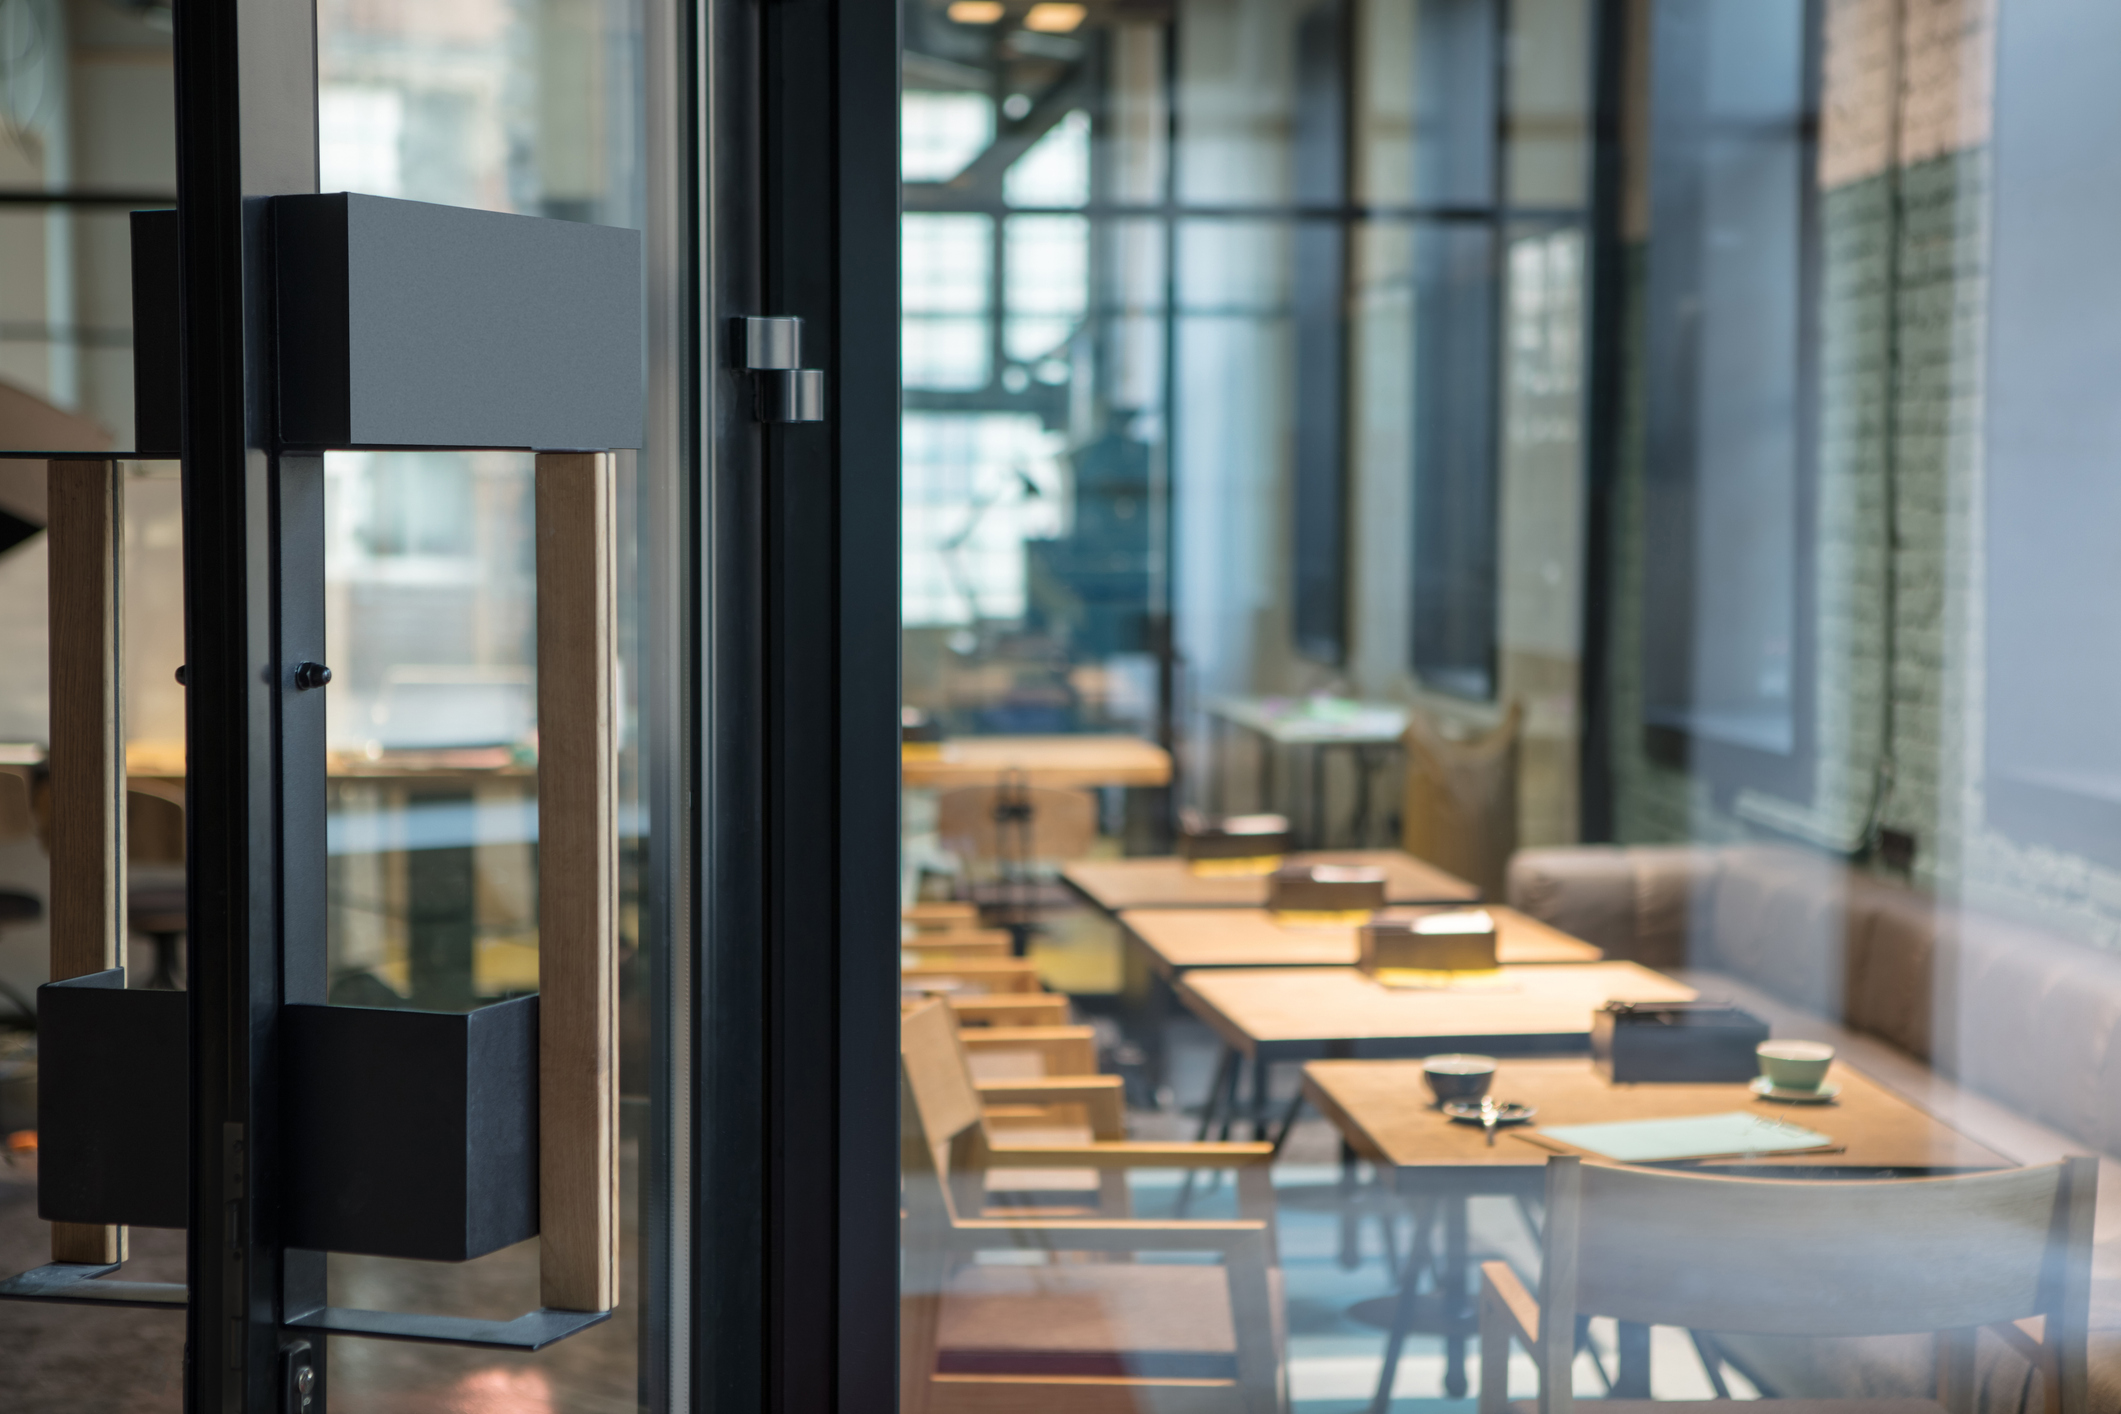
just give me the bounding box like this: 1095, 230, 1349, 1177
696, 0, 900, 1408
173, 0, 321, 1404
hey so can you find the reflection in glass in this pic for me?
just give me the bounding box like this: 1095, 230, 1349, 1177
906, 213, 996, 391
1641, 0, 1813, 773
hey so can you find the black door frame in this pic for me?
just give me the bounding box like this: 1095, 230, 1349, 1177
174, 0, 323, 1404
172, 0, 899, 1408
695, 0, 902, 1409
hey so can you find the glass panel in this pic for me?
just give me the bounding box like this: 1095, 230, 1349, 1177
310, 0, 652, 1408
0, 0, 174, 454
899, 0, 2121, 1409
0, 0, 183, 1402
906, 212, 996, 391
1641, 0, 1813, 775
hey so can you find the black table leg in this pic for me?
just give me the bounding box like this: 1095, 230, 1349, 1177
1442, 1194, 1470, 1397
1366, 1216, 1425, 1414
1366, 1196, 1442, 1414
1269, 1087, 1305, 1152
1260, 731, 1274, 817
1338, 1139, 1360, 1269
1177, 1047, 1240, 1215
1310, 744, 1326, 847
1354, 743, 1377, 845
1250, 1054, 1272, 1140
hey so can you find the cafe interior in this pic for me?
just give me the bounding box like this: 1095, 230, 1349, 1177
4, 0, 2121, 1410
892, 0, 2121, 1412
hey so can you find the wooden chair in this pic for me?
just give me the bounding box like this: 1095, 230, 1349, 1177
0, 768, 32, 844
948, 994, 1072, 1028
904, 958, 1044, 994
900, 1000, 1286, 1414
938, 783, 1099, 871
907, 902, 984, 935
958, 1024, 1098, 1080
1402, 701, 1520, 901
957, 1013, 1104, 1132
1479, 1154, 2097, 1414
125, 786, 187, 989
938, 782, 1098, 942
904, 929, 1017, 961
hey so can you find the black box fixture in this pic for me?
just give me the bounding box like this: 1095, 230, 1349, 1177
280, 996, 539, 1262
37, 971, 189, 1229
1590, 1002, 1770, 1083
129, 209, 180, 459
273, 193, 644, 451
1268, 863, 1387, 913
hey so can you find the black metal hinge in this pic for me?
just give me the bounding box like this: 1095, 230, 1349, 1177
736, 316, 825, 423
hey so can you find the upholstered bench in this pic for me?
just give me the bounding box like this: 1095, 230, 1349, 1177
1509, 844, 2121, 1414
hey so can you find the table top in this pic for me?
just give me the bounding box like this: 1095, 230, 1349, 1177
1207, 694, 1409, 745
1122, 905, 1602, 975
901, 734, 1172, 790
1175, 962, 1698, 1060
1064, 849, 1477, 911
1303, 1056, 2016, 1180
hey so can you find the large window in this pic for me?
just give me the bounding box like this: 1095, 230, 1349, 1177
1984, 0, 2121, 867
1640, 0, 1819, 794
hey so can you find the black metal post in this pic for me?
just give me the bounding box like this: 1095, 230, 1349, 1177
173, 0, 321, 1407
696, 0, 901, 1410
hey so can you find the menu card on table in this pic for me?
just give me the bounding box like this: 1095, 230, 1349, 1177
1525, 1112, 1837, 1163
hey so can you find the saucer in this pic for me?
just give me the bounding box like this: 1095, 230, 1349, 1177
1441, 1100, 1536, 1125
1750, 1076, 1840, 1104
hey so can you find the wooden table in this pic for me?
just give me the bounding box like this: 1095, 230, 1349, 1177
1206, 695, 1409, 845
1167, 961, 1697, 1205
1303, 1056, 2014, 1404
1176, 962, 1695, 1065
1306, 1055, 2014, 1182
1123, 905, 1600, 981
1065, 848, 1475, 912
900, 734, 1172, 790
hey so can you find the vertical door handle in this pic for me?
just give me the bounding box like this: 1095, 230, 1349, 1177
45, 459, 127, 1268
533, 452, 620, 1313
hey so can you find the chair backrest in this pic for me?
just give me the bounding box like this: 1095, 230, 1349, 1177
904, 902, 981, 934
127, 786, 186, 865
1402, 701, 1520, 900
1540, 1154, 2096, 1341
0, 769, 31, 844
937, 784, 1097, 868
904, 935, 1013, 961
902, 958, 1042, 993
901, 999, 994, 1225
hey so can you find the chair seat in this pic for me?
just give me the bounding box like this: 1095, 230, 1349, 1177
937, 1262, 1275, 1380
1511, 1402, 1947, 1414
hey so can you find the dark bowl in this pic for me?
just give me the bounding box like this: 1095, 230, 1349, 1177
1422, 1054, 1496, 1104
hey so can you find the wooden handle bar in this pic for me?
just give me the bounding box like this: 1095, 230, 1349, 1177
46, 459, 126, 1266
534, 452, 619, 1313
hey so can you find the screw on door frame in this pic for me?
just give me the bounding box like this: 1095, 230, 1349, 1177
282, 1340, 318, 1413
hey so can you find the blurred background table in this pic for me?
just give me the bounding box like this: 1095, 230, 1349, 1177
1206, 695, 1408, 846
901, 734, 1171, 790
1065, 848, 1475, 913
1122, 905, 1600, 981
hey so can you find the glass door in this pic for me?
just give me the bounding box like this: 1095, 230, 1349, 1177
0, 0, 701, 1406
0, 0, 905, 1407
